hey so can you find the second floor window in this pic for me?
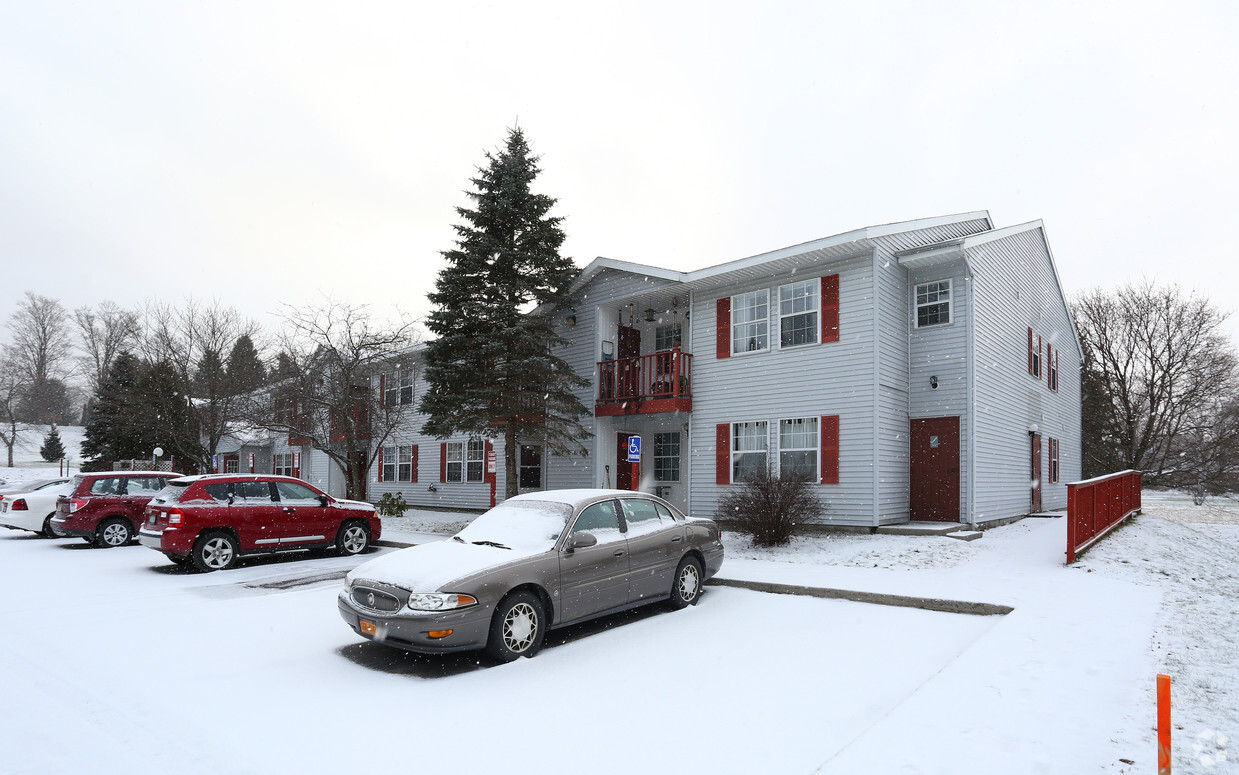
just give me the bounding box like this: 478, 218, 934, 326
386, 369, 414, 406
732, 290, 769, 354
655, 323, 682, 352
915, 280, 951, 327
779, 279, 819, 347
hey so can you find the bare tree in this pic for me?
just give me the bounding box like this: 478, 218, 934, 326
73, 301, 141, 395
249, 300, 418, 500
1074, 282, 1238, 487
3, 292, 73, 422
0, 353, 27, 467
136, 298, 265, 470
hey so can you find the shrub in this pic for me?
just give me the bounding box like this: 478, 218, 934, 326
714, 465, 825, 547
375, 492, 409, 517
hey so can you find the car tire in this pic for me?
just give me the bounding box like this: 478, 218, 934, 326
669, 556, 703, 609
191, 532, 238, 572
95, 518, 133, 548
485, 591, 546, 663
41, 514, 57, 538
335, 521, 370, 556
166, 553, 193, 568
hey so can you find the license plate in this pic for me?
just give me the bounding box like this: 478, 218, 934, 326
359, 620, 377, 635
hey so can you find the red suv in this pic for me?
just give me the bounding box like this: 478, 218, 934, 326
138, 474, 382, 571
51, 472, 180, 547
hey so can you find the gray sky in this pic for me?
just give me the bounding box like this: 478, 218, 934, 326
3, 1, 1237, 345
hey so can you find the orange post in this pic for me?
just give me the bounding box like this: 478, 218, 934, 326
1158, 673, 1171, 774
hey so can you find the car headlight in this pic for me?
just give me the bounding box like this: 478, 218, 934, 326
406, 593, 478, 612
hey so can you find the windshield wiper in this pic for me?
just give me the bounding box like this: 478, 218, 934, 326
452, 536, 465, 543
471, 540, 510, 550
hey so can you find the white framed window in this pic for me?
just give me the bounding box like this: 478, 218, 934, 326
385, 369, 415, 406
224, 457, 239, 474
447, 440, 485, 483
273, 453, 294, 477
779, 279, 819, 347
519, 444, 542, 489
732, 421, 768, 482
915, 280, 951, 327
381, 445, 397, 482
654, 432, 680, 482
654, 323, 682, 352
731, 290, 769, 354
398, 445, 413, 482
779, 417, 819, 480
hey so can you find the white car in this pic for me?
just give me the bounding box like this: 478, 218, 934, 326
0, 479, 74, 537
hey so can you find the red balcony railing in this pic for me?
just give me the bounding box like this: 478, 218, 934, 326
596, 348, 692, 416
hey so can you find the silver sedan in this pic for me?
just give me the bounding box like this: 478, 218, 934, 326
338, 489, 724, 662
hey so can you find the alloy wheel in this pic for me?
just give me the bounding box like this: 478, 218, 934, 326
201, 537, 235, 569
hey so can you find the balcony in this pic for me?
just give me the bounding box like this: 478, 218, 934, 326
596, 348, 692, 416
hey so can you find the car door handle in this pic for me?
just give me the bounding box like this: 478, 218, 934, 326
283, 507, 296, 514
122, 500, 135, 505
613, 550, 626, 557
671, 536, 682, 543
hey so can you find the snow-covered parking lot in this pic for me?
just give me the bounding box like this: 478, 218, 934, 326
2, 489, 1236, 774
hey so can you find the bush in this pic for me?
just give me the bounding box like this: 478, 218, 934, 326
714, 465, 825, 548
375, 492, 409, 517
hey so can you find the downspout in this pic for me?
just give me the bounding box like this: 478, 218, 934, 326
872, 247, 881, 528
686, 288, 695, 517
966, 267, 978, 529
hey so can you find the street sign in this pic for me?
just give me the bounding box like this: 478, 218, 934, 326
212, 454, 218, 473
486, 448, 496, 474
626, 435, 641, 463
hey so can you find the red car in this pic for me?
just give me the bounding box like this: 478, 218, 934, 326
50, 472, 181, 547
138, 474, 381, 571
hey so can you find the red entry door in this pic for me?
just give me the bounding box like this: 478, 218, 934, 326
1030, 433, 1042, 513
616, 433, 639, 491
910, 417, 961, 522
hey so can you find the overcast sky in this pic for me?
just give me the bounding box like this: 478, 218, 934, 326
3, 1, 1237, 346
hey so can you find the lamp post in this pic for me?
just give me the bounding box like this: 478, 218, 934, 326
152, 446, 164, 471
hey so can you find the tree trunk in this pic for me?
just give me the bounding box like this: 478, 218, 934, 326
505, 421, 518, 500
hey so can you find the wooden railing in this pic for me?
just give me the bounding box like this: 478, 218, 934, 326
1066, 469, 1142, 563
596, 348, 692, 412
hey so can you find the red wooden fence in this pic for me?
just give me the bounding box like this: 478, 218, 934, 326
1066, 469, 1142, 563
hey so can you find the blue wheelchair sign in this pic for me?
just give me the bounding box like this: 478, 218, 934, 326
626, 435, 641, 463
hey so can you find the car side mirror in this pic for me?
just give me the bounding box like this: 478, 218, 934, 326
567, 532, 597, 551
227, 494, 235, 505
318, 494, 329, 507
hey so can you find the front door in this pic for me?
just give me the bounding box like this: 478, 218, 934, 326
910, 417, 961, 522
1030, 433, 1043, 513
616, 433, 639, 491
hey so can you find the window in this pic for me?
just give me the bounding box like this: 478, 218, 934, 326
381, 446, 396, 482
234, 481, 274, 502
731, 290, 769, 353
1049, 438, 1060, 484
779, 417, 819, 480
273, 453, 294, 477
572, 500, 620, 536
275, 481, 321, 503
446, 440, 486, 483
654, 323, 682, 352
620, 498, 663, 535
126, 477, 168, 496
385, 369, 414, 407
1028, 328, 1042, 378
915, 280, 951, 327
519, 445, 542, 489
732, 421, 768, 482
224, 457, 239, 474
779, 279, 819, 347
398, 445, 413, 482
1048, 345, 1059, 391
654, 432, 680, 482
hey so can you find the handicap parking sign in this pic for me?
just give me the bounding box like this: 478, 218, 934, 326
626, 435, 641, 463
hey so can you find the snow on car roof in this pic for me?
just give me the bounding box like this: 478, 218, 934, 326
505, 488, 656, 506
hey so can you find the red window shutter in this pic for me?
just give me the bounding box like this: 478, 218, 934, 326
440, 442, 448, 483
821, 274, 840, 343
410, 445, 419, 483
376, 447, 384, 482
820, 415, 840, 484
715, 424, 730, 484
716, 298, 731, 359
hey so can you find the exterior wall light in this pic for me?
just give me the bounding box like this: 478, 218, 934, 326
930, 376, 939, 390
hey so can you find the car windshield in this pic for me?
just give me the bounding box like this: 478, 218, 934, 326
453, 500, 573, 552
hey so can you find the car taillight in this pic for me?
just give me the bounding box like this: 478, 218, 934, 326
166, 509, 183, 525
12, 498, 27, 511
69, 498, 89, 513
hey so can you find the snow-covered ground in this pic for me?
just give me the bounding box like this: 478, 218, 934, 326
0, 488, 1235, 773
0, 425, 85, 486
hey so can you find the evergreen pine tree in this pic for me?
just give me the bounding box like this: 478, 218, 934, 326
40, 425, 65, 462
225, 334, 265, 394
82, 351, 146, 466
137, 359, 200, 466
420, 127, 590, 499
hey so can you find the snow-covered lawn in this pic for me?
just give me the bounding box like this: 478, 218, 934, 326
0, 488, 1235, 773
